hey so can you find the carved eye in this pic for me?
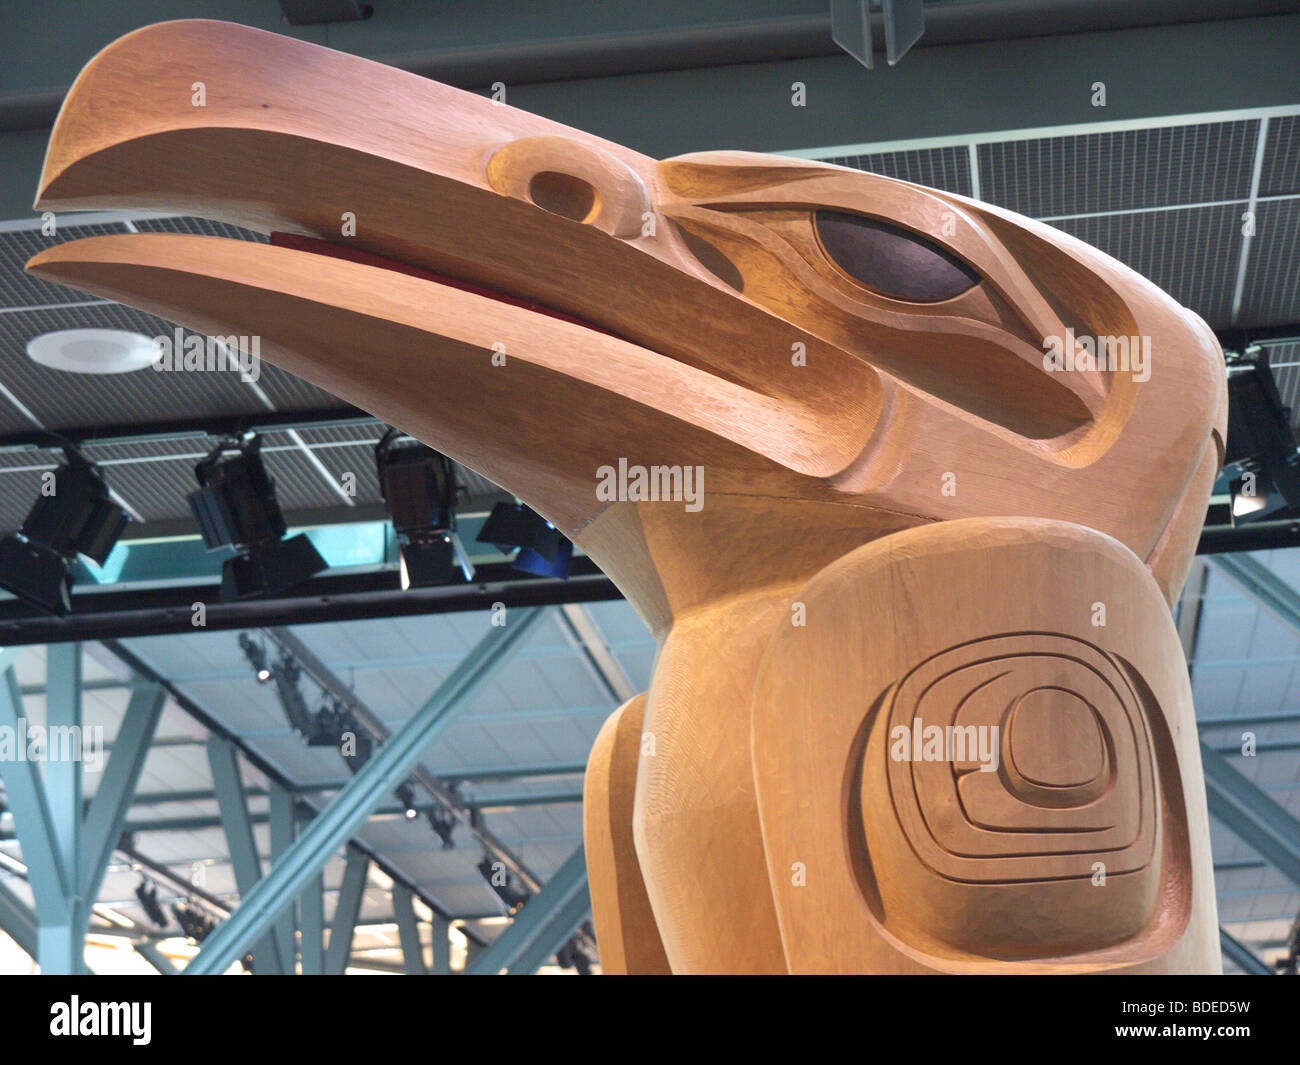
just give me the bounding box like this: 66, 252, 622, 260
814, 210, 980, 301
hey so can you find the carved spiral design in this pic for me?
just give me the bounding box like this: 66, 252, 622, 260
866, 633, 1159, 885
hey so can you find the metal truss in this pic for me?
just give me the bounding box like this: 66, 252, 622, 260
183, 607, 547, 974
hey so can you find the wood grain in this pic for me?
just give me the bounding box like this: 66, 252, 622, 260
583, 694, 672, 975
26, 19, 1229, 974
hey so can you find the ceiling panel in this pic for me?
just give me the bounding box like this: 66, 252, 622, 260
1259, 114, 1300, 197
977, 120, 1259, 217
1239, 199, 1300, 326
822, 144, 973, 196
1050, 204, 1242, 326
0, 221, 130, 308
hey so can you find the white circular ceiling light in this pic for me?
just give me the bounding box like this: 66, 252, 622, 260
26, 329, 158, 374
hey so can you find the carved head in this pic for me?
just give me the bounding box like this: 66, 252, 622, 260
29, 20, 1225, 617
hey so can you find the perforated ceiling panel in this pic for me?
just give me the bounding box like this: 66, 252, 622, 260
821, 144, 973, 196
1240, 199, 1300, 327
976, 120, 1259, 218
1260, 114, 1300, 197
1051, 204, 1244, 327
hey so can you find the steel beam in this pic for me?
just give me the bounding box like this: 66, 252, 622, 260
511, 884, 593, 975
269, 784, 297, 971
0, 879, 38, 959
392, 882, 427, 975
44, 644, 82, 907
0, 561, 613, 645
557, 603, 636, 704
184, 608, 546, 975
470, 789, 585, 811
1220, 928, 1274, 975
263, 624, 573, 936
466, 847, 589, 975
38, 642, 85, 974
80, 682, 166, 904
300, 874, 324, 976
207, 738, 284, 974
135, 942, 176, 974
1208, 553, 1300, 634
1201, 742, 1300, 888
430, 916, 451, 975
325, 851, 369, 975
0, 664, 69, 926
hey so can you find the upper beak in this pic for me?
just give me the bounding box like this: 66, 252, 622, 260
27, 19, 879, 535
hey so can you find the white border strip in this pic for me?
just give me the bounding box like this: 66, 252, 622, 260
0, 209, 179, 233
778, 103, 1300, 160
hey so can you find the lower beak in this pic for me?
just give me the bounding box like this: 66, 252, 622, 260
27, 233, 842, 535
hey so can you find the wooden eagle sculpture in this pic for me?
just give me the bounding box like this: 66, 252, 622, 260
28, 20, 1226, 974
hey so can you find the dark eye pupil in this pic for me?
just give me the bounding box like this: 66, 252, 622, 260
814, 210, 979, 301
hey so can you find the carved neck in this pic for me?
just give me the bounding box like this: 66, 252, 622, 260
575, 495, 928, 641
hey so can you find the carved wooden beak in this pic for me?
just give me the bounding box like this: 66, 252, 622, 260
26, 19, 880, 536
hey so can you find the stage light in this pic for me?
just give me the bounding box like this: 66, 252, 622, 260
171, 900, 215, 943
396, 782, 419, 820
428, 805, 457, 850
237, 632, 274, 684
376, 429, 474, 586
1224, 349, 1300, 525
0, 448, 129, 614
476, 501, 573, 579
188, 434, 326, 599
476, 853, 530, 914
556, 938, 593, 975
135, 880, 168, 929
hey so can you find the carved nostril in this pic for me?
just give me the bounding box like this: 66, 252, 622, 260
528, 171, 598, 223
486, 136, 649, 238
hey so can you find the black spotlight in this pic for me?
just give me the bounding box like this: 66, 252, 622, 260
171, 900, 215, 943
1224, 349, 1300, 524
135, 880, 169, 929
476, 501, 573, 579
428, 804, 457, 850
237, 632, 273, 684
188, 434, 326, 599
376, 429, 473, 587
396, 781, 420, 820
0, 448, 129, 614
476, 853, 529, 914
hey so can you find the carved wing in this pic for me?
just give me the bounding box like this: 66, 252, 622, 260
750, 517, 1220, 974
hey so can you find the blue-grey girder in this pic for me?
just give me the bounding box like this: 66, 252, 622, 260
1200, 742, 1300, 889
182, 606, 546, 975
1219, 928, 1274, 975
466, 845, 589, 975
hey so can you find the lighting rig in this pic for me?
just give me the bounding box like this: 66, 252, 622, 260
555, 936, 593, 975
1221, 348, 1300, 524
134, 879, 169, 929
188, 433, 327, 599
428, 803, 458, 850
0, 444, 129, 614
238, 630, 422, 818
477, 501, 573, 579
171, 900, 215, 943
375, 429, 474, 587
476, 852, 530, 915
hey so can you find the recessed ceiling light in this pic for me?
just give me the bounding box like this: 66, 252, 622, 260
26, 329, 158, 374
